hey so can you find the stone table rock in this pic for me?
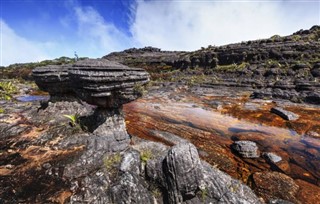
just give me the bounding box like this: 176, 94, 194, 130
271, 107, 299, 121
68, 59, 150, 108
232, 140, 260, 158
32, 65, 72, 96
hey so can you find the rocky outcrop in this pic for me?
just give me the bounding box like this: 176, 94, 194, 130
146, 142, 262, 203
104, 26, 320, 104
32, 65, 72, 96
68, 59, 150, 108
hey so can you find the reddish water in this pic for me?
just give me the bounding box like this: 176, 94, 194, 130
123, 90, 320, 187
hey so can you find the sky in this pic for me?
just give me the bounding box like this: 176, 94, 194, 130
0, 0, 319, 66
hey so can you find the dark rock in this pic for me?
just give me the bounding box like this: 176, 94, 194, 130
164, 143, 204, 203
146, 142, 262, 203
304, 92, 320, 104
232, 140, 259, 158
271, 107, 299, 121
32, 65, 73, 95
68, 59, 150, 108
110, 172, 154, 204
311, 67, 320, 77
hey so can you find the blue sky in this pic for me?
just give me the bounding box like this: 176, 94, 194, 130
1, 0, 319, 66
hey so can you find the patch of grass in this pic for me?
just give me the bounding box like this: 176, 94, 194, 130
267, 59, 282, 68
133, 83, 148, 96
216, 62, 249, 72
0, 81, 18, 100
198, 187, 208, 202
104, 153, 122, 171
0, 108, 4, 113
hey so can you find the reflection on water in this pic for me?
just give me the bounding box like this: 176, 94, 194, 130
16, 95, 49, 102
124, 97, 320, 186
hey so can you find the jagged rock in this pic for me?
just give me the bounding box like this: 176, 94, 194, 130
146, 142, 262, 203
262, 152, 282, 163
110, 172, 154, 204
251, 172, 299, 203
32, 65, 72, 95
120, 149, 141, 174
68, 59, 150, 108
232, 141, 260, 158
164, 143, 204, 203
271, 107, 299, 121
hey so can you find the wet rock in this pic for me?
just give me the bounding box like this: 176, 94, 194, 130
295, 179, 320, 204
268, 199, 294, 204
251, 171, 299, 203
304, 92, 320, 104
32, 65, 72, 96
110, 172, 154, 204
232, 141, 260, 158
262, 152, 282, 163
68, 59, 150, 108
201, 161, 263, 204
271, 107, 299, 121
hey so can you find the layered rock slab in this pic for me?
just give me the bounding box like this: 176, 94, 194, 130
32, 65, 72, 95
68, 59, 150, 108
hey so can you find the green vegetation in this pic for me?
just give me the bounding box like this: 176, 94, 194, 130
0, 108, 4, 113
0, 81, 18, 100
266, 59, 282, 68
133, 83, 148, 96
140, 150, 153, 164
104, 153, 122, 171
216, 62, 249, 72
199, 187, 208, 202
63, 113, 80, 127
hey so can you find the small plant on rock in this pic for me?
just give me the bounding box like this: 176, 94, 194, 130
140, 150, 153, 164
63, 113, 80, 127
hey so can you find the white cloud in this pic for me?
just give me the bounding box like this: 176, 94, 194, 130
130, 0, 319, 51
0, 19, 51, 66
71, 5, 135, 56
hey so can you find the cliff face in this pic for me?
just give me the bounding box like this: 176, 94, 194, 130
104, 25, 320, 104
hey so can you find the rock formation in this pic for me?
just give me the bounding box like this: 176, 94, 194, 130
68, 59, 150, 108
32, 64, 73, 97
104, 26, 320, 104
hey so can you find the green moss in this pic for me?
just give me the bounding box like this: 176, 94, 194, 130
0, 81, 18, 100
0, 108, 4, 113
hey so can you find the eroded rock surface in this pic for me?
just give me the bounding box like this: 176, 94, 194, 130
68, 59, 150, 108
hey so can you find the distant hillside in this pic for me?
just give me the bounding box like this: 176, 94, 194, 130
104, 25, 320, 104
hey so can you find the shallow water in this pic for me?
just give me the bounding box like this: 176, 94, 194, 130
16, 95, 49, 102
124, 92, 320, 186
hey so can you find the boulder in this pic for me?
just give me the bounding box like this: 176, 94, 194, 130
164, 143, 204, 203
262, 152, 282, 163
232, 140, 260, 158
146, 142, 262, 203
271, 107, 299, 121
68, 59, 150, 108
